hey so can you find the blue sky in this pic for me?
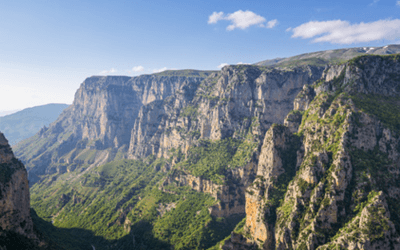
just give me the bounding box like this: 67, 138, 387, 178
1, 0, 400, 112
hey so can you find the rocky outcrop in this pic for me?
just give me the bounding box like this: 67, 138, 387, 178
0, 132, 38, 248
129, 65, 324, 159
241, 55, 400, 249
162, 161, 257, 217
12, 44, 400, 249
255, 44, 400, 68
14, 72, 211, 184
15, 64, 324, 186
245, 124, 301, 248
317, 192, 400, 250
238, 56, 400, 250
222, 232, 257, 250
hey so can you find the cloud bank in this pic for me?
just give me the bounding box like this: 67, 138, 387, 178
99, 68, 117, 74
208, 10, 277, 30
217, 63, 228, 69
153, 67, 168, 73
290, 19, 400, 44
131, 66, 144, 72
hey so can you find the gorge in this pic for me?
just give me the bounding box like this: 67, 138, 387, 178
2, 45, 400, 249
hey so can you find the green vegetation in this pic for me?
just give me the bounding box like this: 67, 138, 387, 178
348, 54, 400, 69
31, 159, 164, 240
276, 58, 335, 68
363, 203, 390, 242
31, 208, 94, 250
154, 69, 216, 78
206, 217, 249, 250
23, 52, 400, 249
180, 105, 199, 119
278, 198, 294, 222
178, 136, 257, 184
351, 94, 400, 135
75, 149, 97, 162
30, 155, 244, 250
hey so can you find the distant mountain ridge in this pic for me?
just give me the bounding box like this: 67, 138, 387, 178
12, 46, 400, 249
0, 110, 21, 117
255, 44, 400, 68
0, 104, 69, 146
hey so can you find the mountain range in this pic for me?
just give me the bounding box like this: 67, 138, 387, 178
1, 45, 400, 250
0, 104, 69, 146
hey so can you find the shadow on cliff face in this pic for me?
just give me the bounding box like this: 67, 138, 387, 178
31, 209, 171, 250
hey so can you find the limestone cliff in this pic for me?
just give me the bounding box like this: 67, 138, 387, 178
128, 65, 323, 160
239, 54, 400, 249
162, 161, 257, 218
12, 48, 400, 249
14, 71, 211, 184
15, 64, 324, 186
0, 132, 41, 249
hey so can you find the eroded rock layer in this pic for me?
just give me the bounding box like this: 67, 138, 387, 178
239, 55, 400, 250
0, 132, 40, 248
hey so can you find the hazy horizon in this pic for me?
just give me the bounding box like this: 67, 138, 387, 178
2, 0, 400, 112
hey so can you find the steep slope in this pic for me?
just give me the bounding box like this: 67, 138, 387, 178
14, 71, 212, 184
28, 155, 247, 250
234, 54, 400, 249
0, 133, 57, 249
256, 44, 400, 68
27, 64, 323, 249
15, 65, 323, 185
21, 48, 400, 250
0, 104, 69, 145
21, 46, 399, 186
0, 133, 35, 239
128, 64, 323, 160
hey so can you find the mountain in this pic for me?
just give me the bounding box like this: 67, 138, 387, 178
0, 110, 20, 117
222, 54, 400, 249
15, 65, 325, 249
13, 47, 400, 249
256, 44, 400, 68
14, 71, 215, 184
0, 104, 69, 146
0, 132, 62, 249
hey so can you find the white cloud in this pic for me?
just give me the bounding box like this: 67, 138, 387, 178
217, 63, 228, 69
152, 67, 168, 73
226, 10, 266, 30
131, 66, 144, 72
290, 19, 400, 44
99, 68, 117, 74
237, 62, 249, 65
208, 10, 277, 31
266, 19, 278, 28
397, 1, 400, 6
208, 12, 224, 24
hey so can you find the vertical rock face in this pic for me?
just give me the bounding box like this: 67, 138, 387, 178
0, 132, 35, 241
242, 55, 400, 249
128, 65, 324, 159
15, 65, 324, 185
162, 161, 257, 218
14, 73, 209, 184
245, 124, 301, 248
